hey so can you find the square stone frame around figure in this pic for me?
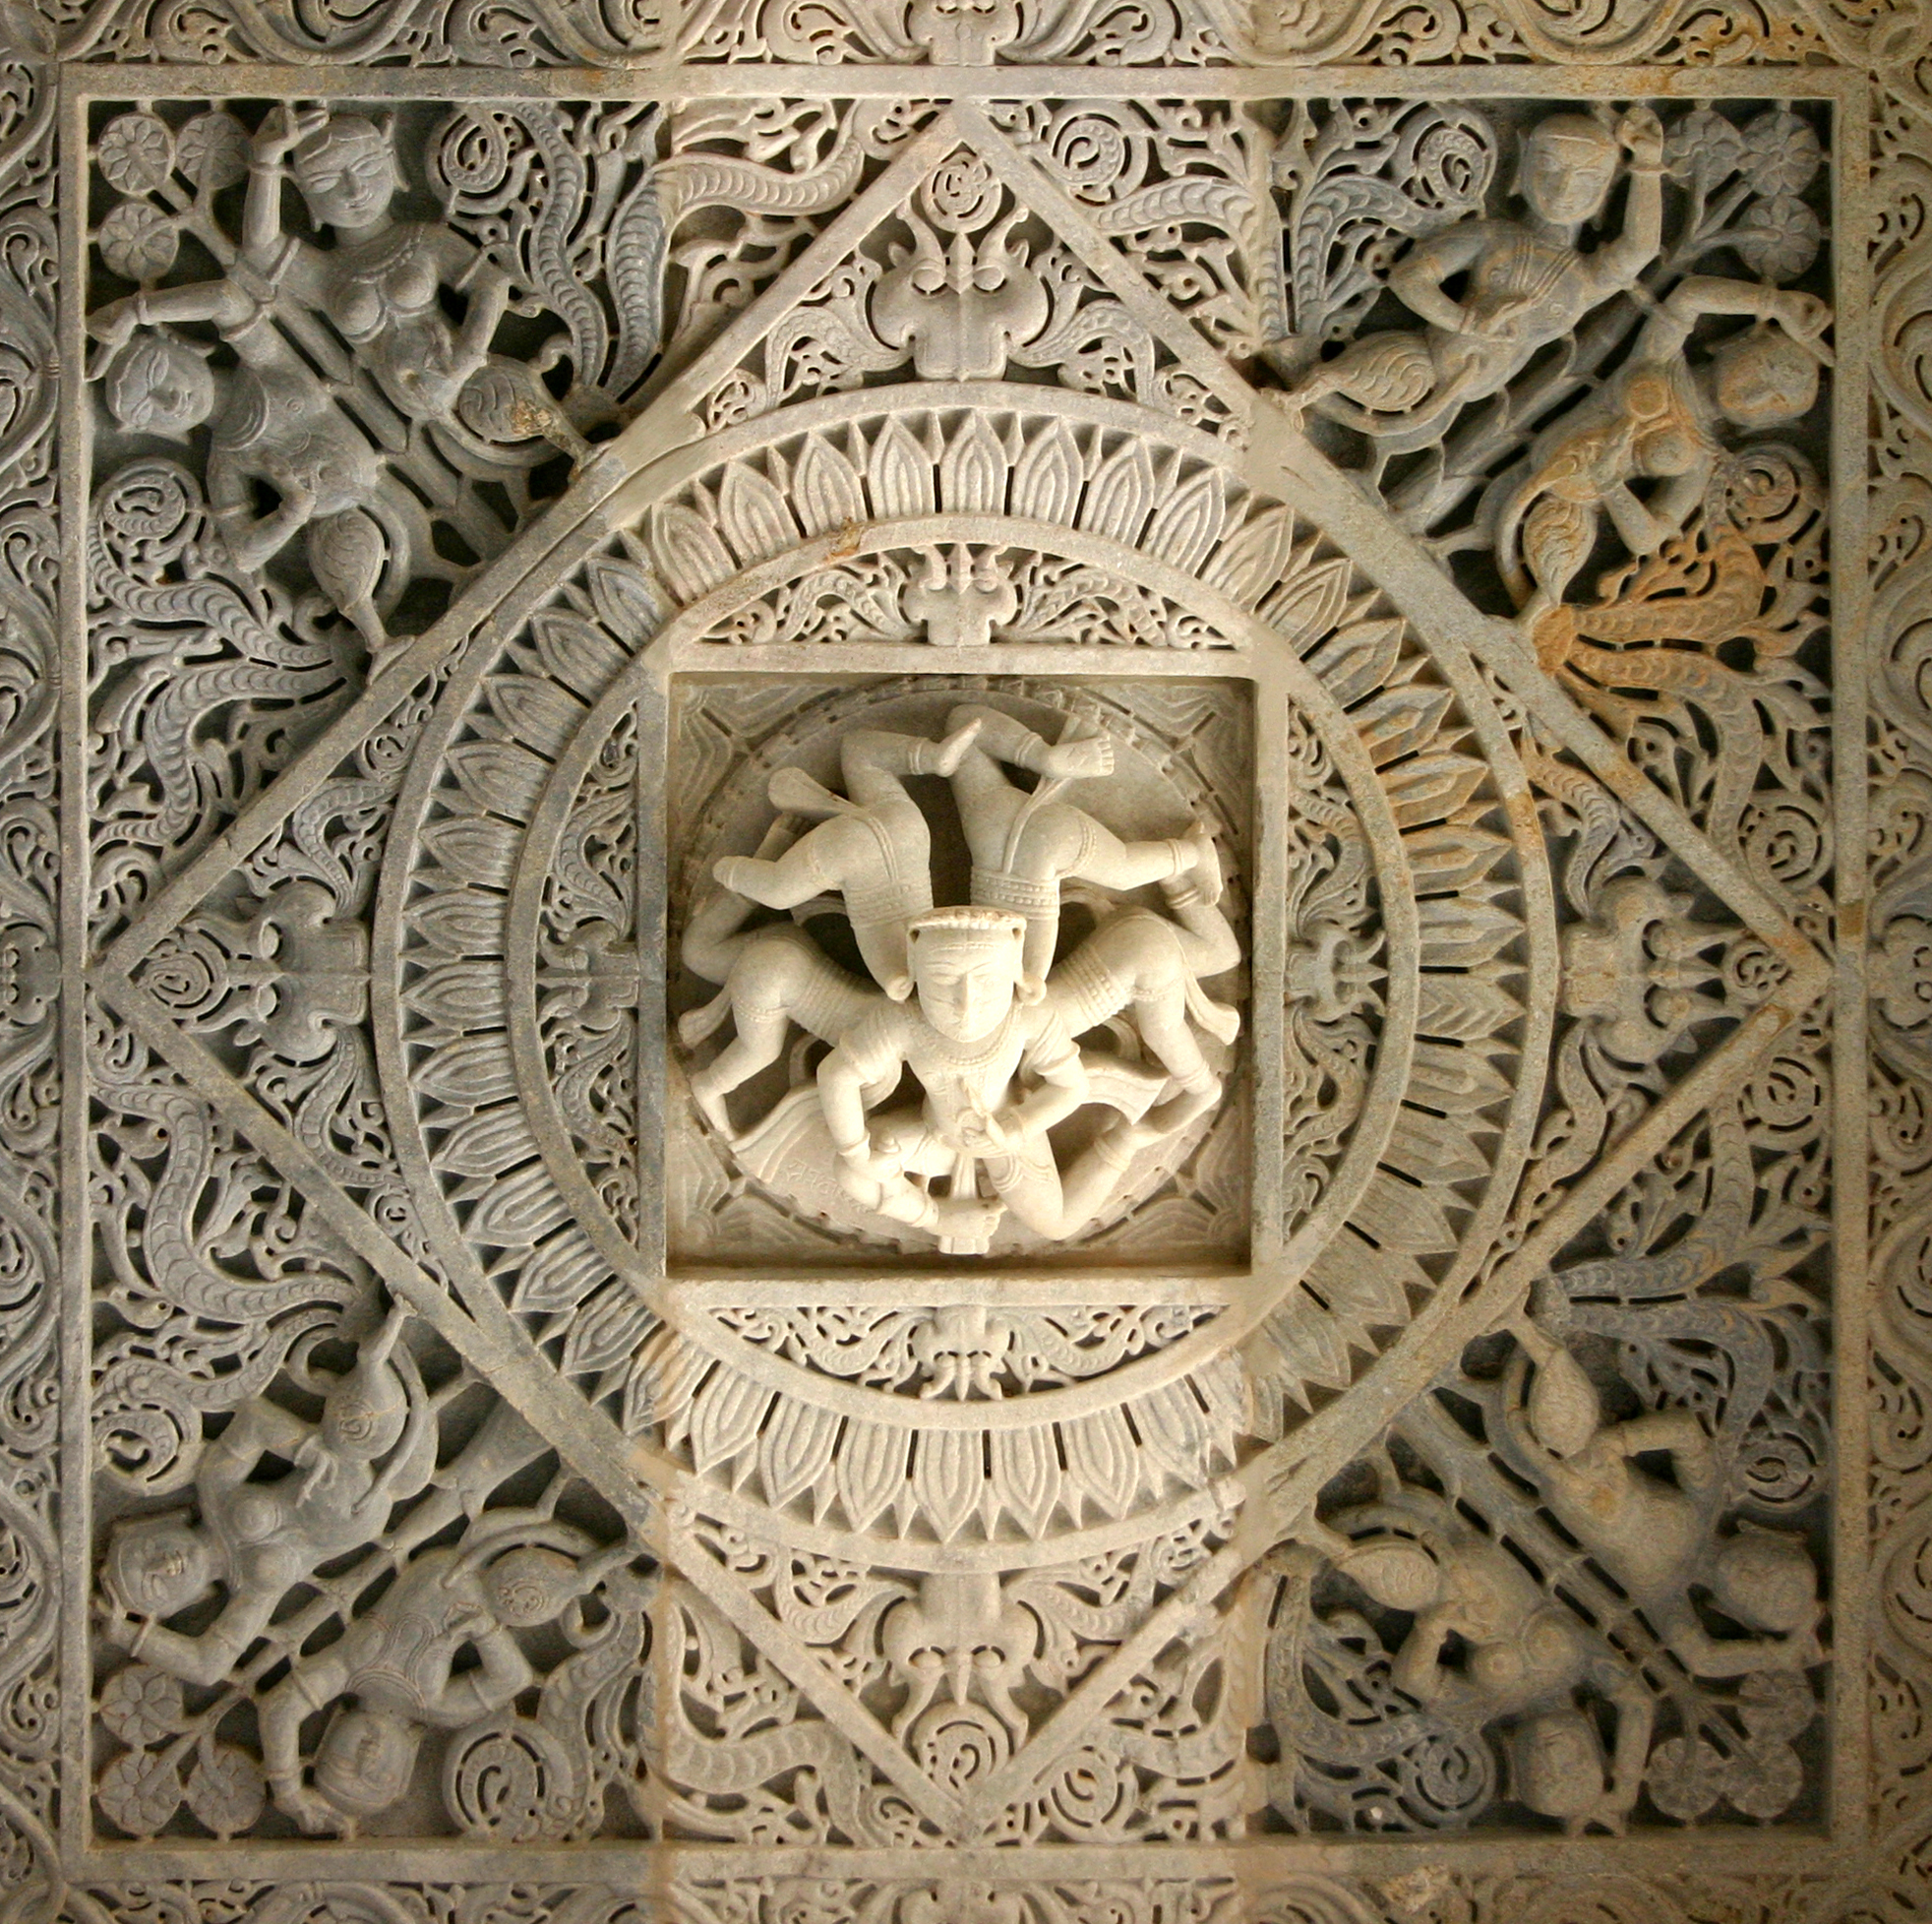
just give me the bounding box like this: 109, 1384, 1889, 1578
37, 40, 1906, 1924
664, 671, 1257, 1272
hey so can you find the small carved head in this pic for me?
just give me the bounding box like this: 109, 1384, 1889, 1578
1335, 1536, 1438, 1614
905, 0, 1021, 62
320, 1367, 409, 1464
1517, 114, 1621, 225
292, 115, 399, 231
1709, 1524, 1817, 1634
485, 1546, 581, 1627
313, 1705, 421, 1824
1526, 1342, 1602, 1459
1711, 326, 1820, 431
104, 335, 216, 439
906, 907, 1034, 1044
1511, 1708, 1605, 1821
103, 1512, 216, 1619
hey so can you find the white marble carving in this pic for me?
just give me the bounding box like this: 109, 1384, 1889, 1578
0, 0, 1910, 1915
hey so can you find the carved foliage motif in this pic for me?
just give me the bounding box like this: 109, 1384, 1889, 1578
3, 0, 1913, 1911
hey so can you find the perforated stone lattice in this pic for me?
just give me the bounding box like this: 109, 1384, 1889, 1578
5, 2, 1929, 1918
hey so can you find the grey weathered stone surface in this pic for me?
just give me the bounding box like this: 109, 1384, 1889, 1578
0, 0, 1924, 1915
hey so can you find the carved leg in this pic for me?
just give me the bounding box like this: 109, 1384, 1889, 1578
687, 1004, 792, 1136
714, 821, 850, 911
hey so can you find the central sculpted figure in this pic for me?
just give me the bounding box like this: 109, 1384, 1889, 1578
680, 700, 1240, 1253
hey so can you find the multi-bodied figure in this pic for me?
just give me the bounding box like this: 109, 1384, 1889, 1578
818, 907, 1149, 1250
944, 704, 1219, 990
713, 717, 984, 1000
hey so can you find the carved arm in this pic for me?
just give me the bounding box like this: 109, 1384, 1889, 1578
1597, 108, 1665, 289
1386, 224, 1489, 336
1388, 1606, 1455, 1704
422, 1623, 534, 1726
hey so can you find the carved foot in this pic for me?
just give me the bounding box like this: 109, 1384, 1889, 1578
917, 714, 984, 779
1184, 819, 1223, 903
712, 856, 764, 900
933, 1194, 1004, 1255
766, 766, 846, 818
688, 1077, 735, 1139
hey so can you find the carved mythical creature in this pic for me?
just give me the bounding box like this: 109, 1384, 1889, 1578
1502, 1323, 1823, 1676
882, 1571, 1038, 1745
1279, 108, 1665, 451
1492, 275, 1831, 666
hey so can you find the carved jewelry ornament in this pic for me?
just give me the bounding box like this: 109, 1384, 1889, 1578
0, 0, 1914, 1914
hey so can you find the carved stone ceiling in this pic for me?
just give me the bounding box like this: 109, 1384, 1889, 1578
1, 0, 1929, 1917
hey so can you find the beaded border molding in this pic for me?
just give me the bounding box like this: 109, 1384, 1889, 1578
2, 0, 1929, 1917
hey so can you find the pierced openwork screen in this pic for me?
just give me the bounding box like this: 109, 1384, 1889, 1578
6, 0, 1928, 1916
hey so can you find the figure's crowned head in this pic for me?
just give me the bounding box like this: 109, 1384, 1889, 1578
484, 1546, 580, 1628
313, 1706, 421, 1828
319, 1307, 411, 1463
103, 1511, 216, 1620
1512, 1708, 1606, 1822
1709, 1523, 1817, 1634
1517, 113, 1622, 226
906, 906, 1034, 1044
291, 114, 399, 232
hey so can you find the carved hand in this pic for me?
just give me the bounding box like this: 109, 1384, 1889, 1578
86, 300, 137, 349
837, 1133, 902, 1181
1776, 290, 1834, 342
254, 101, 330, 164
276, 1779, 342, 1834
955, 1109, 1015, 1154
1616, 105, 1665, 170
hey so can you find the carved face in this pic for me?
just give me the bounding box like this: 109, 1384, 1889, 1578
909, 927, 1025, 1045
293, 121, 398, 230
104, 1518, 214, 1619
1513, 1710, 1603, 1819
905, 0, 1021, 60
315, 1707, 420, 1816
1519, 117, 1620, 225
104, 337, 215, 438
1712, 330, 1819, 430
